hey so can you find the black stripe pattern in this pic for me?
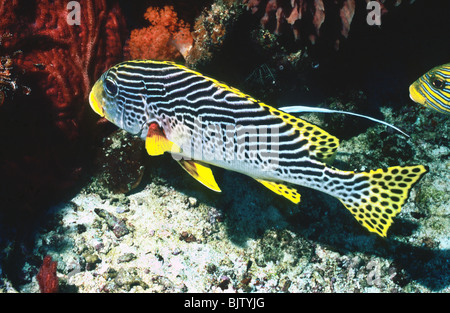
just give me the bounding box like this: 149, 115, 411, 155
100, 60, 358, 196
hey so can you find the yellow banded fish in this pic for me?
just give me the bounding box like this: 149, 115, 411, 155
409, 63, 450, 114
89, 60, 428, 237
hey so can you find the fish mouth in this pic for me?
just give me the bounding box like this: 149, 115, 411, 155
89, 80, 105, 117
409, 82, 427, 105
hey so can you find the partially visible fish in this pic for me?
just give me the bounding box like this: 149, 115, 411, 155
89, 60, 428, 237
409, 63, 450, 114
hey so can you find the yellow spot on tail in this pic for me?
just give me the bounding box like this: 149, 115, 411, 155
340, 165, 428, 237
255, 179, 301, 204
177, 159, 221, 192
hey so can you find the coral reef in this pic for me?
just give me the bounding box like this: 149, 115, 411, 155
89, 130, 146, 195
185, 1, 243, 67
1, 0, 126, 139
0, 0, 126, 225
0, 53, 30, 107
0, 0, 448, 295
125, 5, 193, 61
243, 0, 412, 49
36, 255, 58, 293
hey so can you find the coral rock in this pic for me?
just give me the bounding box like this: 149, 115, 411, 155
185, 1, 241, 67
92, 130, 146, 195
1, 0, 126, 139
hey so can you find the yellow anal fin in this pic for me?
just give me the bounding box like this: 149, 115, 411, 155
178, 159, 221, 192
256, 179, 301, 204
145, 122, 181, 156
259, 103, 340, 163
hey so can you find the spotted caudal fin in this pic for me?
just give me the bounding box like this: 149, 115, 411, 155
339, 165, 428, 237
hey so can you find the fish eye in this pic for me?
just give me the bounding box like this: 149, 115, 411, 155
105, 78, 118, 96
431, 77, 445, 90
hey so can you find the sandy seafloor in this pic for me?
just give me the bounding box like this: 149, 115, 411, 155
0, 103, 449, 293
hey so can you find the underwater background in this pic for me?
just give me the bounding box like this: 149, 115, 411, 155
0, 0, 448, 293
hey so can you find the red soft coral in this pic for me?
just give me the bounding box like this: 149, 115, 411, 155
125, 5, 193, 61
36, 255, 59, 293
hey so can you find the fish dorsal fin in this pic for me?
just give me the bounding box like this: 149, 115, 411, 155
177, 159, 221, 192
259, 103, 340, 163
145, 122, 181, 156
255, 179, 301, 204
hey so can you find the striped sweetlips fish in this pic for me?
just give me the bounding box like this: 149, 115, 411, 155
89, 60, 428, 237
409, 63, 450, 114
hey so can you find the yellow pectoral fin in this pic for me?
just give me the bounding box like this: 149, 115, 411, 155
178, 159, 221, 192
145, 123, 181, 156
145, 135, 181, 156
255, 179, 301, 204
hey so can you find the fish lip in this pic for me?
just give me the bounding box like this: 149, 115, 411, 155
409, 83, 427, 105
89, 84, 105, 117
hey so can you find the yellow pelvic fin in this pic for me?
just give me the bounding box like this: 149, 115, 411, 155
259, 103, 340, 164
178, 159, 221, 192
145, 122, 181, 156
339, 165, 428, 237
256, 179, 301, 204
